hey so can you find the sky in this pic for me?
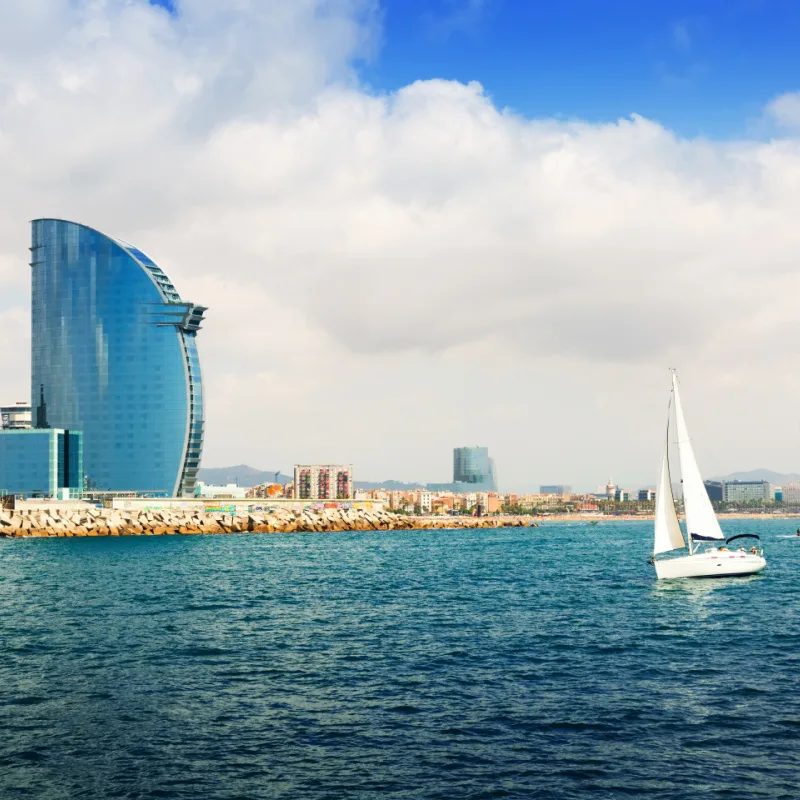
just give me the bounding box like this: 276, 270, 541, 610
2, 0, 800, 492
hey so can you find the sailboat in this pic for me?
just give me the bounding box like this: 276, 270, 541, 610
651, 372, 767, 580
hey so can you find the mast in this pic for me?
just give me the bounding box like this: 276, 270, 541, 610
671, 367, 694, 555
673, 368, 691, 555
671, 376, 691, 556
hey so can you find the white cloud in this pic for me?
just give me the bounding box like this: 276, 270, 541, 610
2, 0, 800, 491
767, 91, 800, 129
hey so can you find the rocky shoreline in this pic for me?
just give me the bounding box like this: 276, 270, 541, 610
0, 506, 538, 539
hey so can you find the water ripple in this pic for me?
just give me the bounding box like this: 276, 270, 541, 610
1, 520, 798, 798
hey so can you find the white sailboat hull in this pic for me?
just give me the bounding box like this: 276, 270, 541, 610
654, 549, 767, 580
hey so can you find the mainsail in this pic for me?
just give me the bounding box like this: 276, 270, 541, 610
653, 409, 685, 554
672, 373, 724, 542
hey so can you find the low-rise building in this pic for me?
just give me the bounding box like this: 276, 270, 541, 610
0, 428, 83, 499
780, 483, 800, 504
432, 494, 455, 514
388, 491, 416, 512
418, 490, 432, 513
246, 483, 287, 499
195, 482, 247, 500
1, 403, 32, 430
638, 488, 655, 502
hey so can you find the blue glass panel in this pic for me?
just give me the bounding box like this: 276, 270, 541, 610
31, 220, 205, 496
0, 430, 54, 497
122, 246, 157, 267
67, 431, 84, 489
452, 447, 496, 489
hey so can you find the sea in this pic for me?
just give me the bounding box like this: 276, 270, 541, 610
1, 519, 798, 799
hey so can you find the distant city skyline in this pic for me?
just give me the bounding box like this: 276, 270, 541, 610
194, 464, 800, 497
3, 2, 800, 493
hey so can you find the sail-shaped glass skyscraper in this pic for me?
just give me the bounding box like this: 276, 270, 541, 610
30, 219, 206, 496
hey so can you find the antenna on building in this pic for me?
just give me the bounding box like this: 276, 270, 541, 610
36, 384, 49, 429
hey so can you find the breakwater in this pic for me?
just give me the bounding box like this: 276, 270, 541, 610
0, 505, 537, 538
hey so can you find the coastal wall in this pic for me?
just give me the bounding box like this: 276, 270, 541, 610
107, 496, 387, 515
0, 505, 537, 538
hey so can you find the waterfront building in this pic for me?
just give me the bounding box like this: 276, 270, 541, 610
614, 488, 630, 502
1, 403, 32, 430
195, 483, 247, 500
540, 485, 572, 495
432, 494, 455, 514
782, 483, 800, 504
293, 464, 353, 500
418, 490, 432, 513
246, 483, 286, 499
722, 480, 771, 503
31, 219, 206, 496
0, 429, 83, 498
605, 478, 616, 500
452, 447, 497, 490
389, 491, 414, 511
638, 488, 656, 502
704, 481, 724, 502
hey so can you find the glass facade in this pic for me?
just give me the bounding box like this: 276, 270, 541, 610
452, 447, 496, 490
540, 485, 572, 495
30, 219, 206, 496
0, 429, 83, 498
722, 481, 771, 503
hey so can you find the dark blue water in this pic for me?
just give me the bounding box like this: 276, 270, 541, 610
2, 520, 799, 799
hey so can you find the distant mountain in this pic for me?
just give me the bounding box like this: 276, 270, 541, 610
710, 469, 800, 484
197, 465, 292, 487
197, 465, 424, 491
353, 479, 425, 491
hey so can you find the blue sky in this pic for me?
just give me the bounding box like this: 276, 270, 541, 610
370, 0, 800, 138
153, 0, 800, 138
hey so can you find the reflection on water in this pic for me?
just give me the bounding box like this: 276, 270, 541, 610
651, 572, 767, 624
